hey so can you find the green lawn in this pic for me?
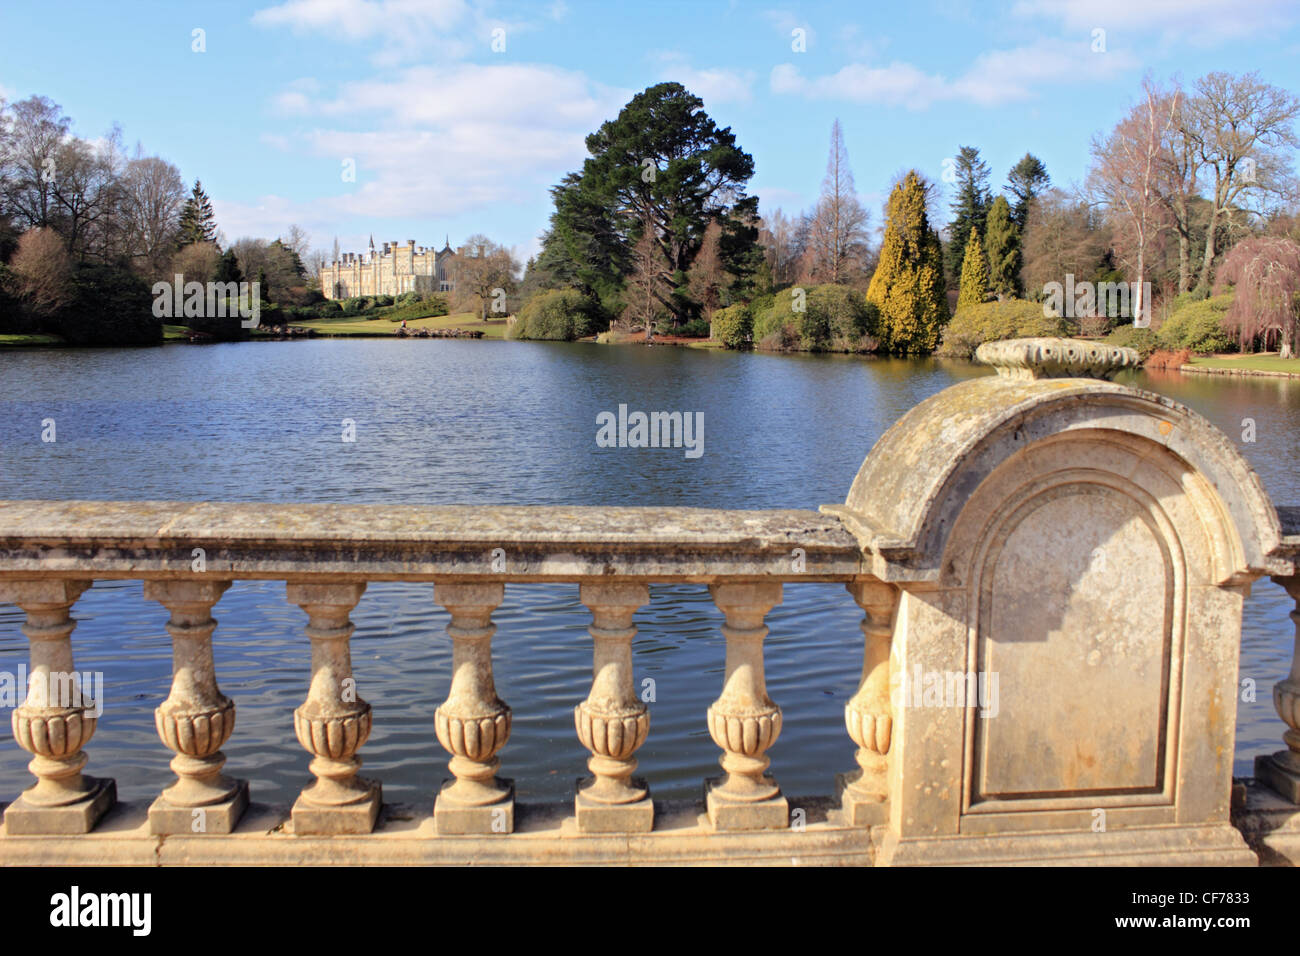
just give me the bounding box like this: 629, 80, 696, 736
296, 311, 509, 339
1188, 354, 1300, 374
0, 333, 63, 346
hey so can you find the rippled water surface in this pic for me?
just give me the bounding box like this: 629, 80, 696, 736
0, 341, 1296, 804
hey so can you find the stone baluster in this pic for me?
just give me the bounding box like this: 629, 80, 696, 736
705, 582, 788, 830
287, 583, 381, 834
1257, 575, 1300, 802
573, 582, 652, 832
1, 580, 115, 834
143, 580, 248, 834
433, 583, 513, 834
837, 580, 900, 825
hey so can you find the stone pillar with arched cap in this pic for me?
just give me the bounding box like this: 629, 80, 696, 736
823, 338, 1288, 865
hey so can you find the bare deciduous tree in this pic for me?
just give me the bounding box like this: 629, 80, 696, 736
804, 119, 870, 284
1182, 71, 1300, 294
1088, 76, 1179, 322
450, 233, 519, 320
8, 226, 72, 315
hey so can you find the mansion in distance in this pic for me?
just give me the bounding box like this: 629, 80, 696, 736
321, 236, 462, 300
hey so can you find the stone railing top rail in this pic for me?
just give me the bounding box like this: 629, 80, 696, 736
975, 337, 1143, 380
0, 500, 865, 582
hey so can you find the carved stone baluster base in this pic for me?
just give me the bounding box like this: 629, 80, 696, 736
835, 580, 899, 826
287, 583, 381, 835
1257, 576, 1300, 802
433, 583, 514, 835
144, 580, 248, 835
2, 580, 116, 835
704, 582, 788, 831
574, 582, 653, 833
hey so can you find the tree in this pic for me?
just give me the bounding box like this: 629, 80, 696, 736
1182, 72, 1300, 295
1006, 154, 1050, 229
215, 248, 242, 284
450, 234, 519, 320
2, 96, 71, 231
177, 180, 219, 249
169, 241, 221, 286
758, 207, 801, 286
983, 195, 1021, 300
957, 227, 988, 308
1088, 77, 1178, 325
1214, 236, 1300, 356
804, 119, 871, 284
120, 155, 184, 277
687, 218, 728, 318
623, 214, 671, 337
542, 82, 760, 327
945, 146, 991, 286
1156, 82, 1202, 295
868, 171, 949, 354
7, 226, 71, 315
1020, 188, 1110, 300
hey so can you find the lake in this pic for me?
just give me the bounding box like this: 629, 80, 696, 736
0, 339, 1297, 806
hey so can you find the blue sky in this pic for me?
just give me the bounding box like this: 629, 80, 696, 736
3, 0, 1298, 263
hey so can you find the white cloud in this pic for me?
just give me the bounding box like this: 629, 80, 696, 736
227, 63, 628, 241
251, 0, 529, 63
762, 9, 816, 49
654, 53, 754, 105
1011, 0, 1296, 43
771, 37, 1139, 108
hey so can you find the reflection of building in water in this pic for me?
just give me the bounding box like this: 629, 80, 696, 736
322, 236, 459, 299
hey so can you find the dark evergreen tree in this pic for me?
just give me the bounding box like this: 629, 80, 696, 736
214, 248, 242, 284
538, 82, 761, 328
983, 195, 1022, 299
1006, 153, 1050, 229
177, 180, 220, 249
944, 146, 991, 287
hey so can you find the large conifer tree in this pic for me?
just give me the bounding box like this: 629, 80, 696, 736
983, 195, 1021, 300
868, 171, 949, 354
177, 180, 219, 249
944, 146, 991, 286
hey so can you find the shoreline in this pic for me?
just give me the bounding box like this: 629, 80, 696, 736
1180, 363, 1300, 380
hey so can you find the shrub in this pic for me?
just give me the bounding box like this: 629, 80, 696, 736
1155, 292, 1235, 354
509, 288, 599, 341
936, 299, 1066, 358
711, 303, 752, 349
52, 263, 162, 346
1102, 323, 1158, 359
1145, 348, 1192, 370
676, 317, 711, 338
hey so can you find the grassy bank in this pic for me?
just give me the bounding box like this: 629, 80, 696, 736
0, 333, 63, 346
1186, 354, 1300, 374
296, 312, 509, 339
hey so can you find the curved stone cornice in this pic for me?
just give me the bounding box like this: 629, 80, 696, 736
975, 337, 1142, 380
822, 375, 1287, 582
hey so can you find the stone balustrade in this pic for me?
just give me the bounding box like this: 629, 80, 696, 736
2, 338, 1300, 866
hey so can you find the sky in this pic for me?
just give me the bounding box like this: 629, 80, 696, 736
2, 0, 1298, 264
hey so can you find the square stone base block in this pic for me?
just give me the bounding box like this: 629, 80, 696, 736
704, 776, 789, 831
434, 778, 514, 835
149, 780, 249, 835
4, 777, 116, 835
1255, 753, 1300, 804
291, 778, 381, 835
574, 778, 653, 833
832, 772, 888, 827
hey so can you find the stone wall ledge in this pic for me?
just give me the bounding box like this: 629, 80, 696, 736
0, 501, 866, 581
0, 797, 876, 866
